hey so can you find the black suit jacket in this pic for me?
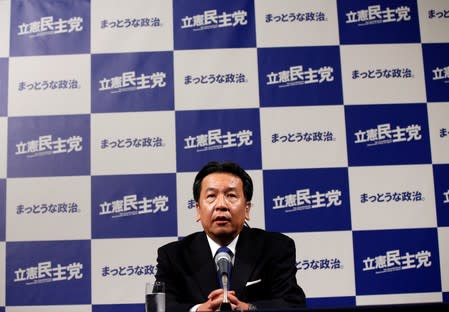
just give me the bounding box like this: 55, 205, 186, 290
155, 226, 306, 311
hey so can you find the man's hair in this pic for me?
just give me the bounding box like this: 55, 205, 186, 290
193, 161, 253, 202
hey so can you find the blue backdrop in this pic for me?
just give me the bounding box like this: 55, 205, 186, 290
0, 0, 448, 310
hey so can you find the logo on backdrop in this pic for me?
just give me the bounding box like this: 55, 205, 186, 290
18, 79, 80, 91
266, 64, 334, 88
272, 130, 335, 144
258, 46, 343, 106
183, 128, 253, 152
345, 104, 431, 166
180, 9, 248, 30
265, 11, 328, 23
362, 249, 431, 274
354, 123, 422, 146
15, 134, 83, 158
7, 115, 90, 177
98, 71, 166, 93
173, 0, 256, 50
432, 64, 449, 83
99, 194, 169, 218
444, 190, 449, 204
17, 15, 83, 38
91, 174, 177, 238
91, 52, 174, 113
360, 190, 424, 204
14, 260, 83, 285
187, 198, 196, 210
296, 257, 343, 271
423, 43, 449, 102
433, 165, 449, 227
101, 263, 157, 278
352, 67, 413, 80
6, 240, 91, 305
353, 229, 441, 295
184, 72, 247, 85
10, 0, 90, 56
345, 4, 411, 25
100, 16, 162, 29
428, 8, 449, 19
16, 202, 80, 215
272, 188, 342, 213
337, 0, 420, 44
440, 128, 448, 138
100, 136, 165, 149
175, 109, 261, 171
263, 168, 351, 233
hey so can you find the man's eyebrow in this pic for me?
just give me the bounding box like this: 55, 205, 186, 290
204, 186, 238, 192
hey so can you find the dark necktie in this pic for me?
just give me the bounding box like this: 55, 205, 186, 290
215, 246, 233, 289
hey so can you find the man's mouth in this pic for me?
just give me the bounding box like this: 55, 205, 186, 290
214, 216, 231, 224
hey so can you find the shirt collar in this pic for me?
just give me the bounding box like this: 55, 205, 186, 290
207, 234, 239, 260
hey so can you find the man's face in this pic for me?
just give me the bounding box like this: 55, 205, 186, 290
196, 172, 250, 244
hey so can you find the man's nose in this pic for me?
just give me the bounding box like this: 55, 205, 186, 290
215, 194, 229, 209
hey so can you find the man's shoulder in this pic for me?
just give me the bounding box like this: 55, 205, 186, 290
158, 231, 205, 252
243, 227, 294, 244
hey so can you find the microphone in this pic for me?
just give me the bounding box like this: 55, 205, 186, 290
214, 248, 232, 311
215, 250, 232, 285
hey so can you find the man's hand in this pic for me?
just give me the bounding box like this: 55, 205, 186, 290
197, 289, 251, 311
227, 291, 251, 311
197, 289, 226, 311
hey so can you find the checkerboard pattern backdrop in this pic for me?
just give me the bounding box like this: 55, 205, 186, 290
0, 0, 448, 311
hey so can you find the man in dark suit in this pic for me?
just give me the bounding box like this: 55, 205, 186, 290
155, 161, 306, 311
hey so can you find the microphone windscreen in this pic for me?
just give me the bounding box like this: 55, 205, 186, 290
215, 251, 231, 276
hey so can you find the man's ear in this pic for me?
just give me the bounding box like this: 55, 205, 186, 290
195, 203, 201, 222
245, 202, 251, 220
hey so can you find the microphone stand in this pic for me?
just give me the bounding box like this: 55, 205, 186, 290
219, 273, 232, 311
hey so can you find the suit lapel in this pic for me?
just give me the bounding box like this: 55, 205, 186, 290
189, 232, 219, 298
231, 227, 261, 296
188, 229, 262, 298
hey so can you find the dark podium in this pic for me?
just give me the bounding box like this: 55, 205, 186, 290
248, 302, 449, 312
